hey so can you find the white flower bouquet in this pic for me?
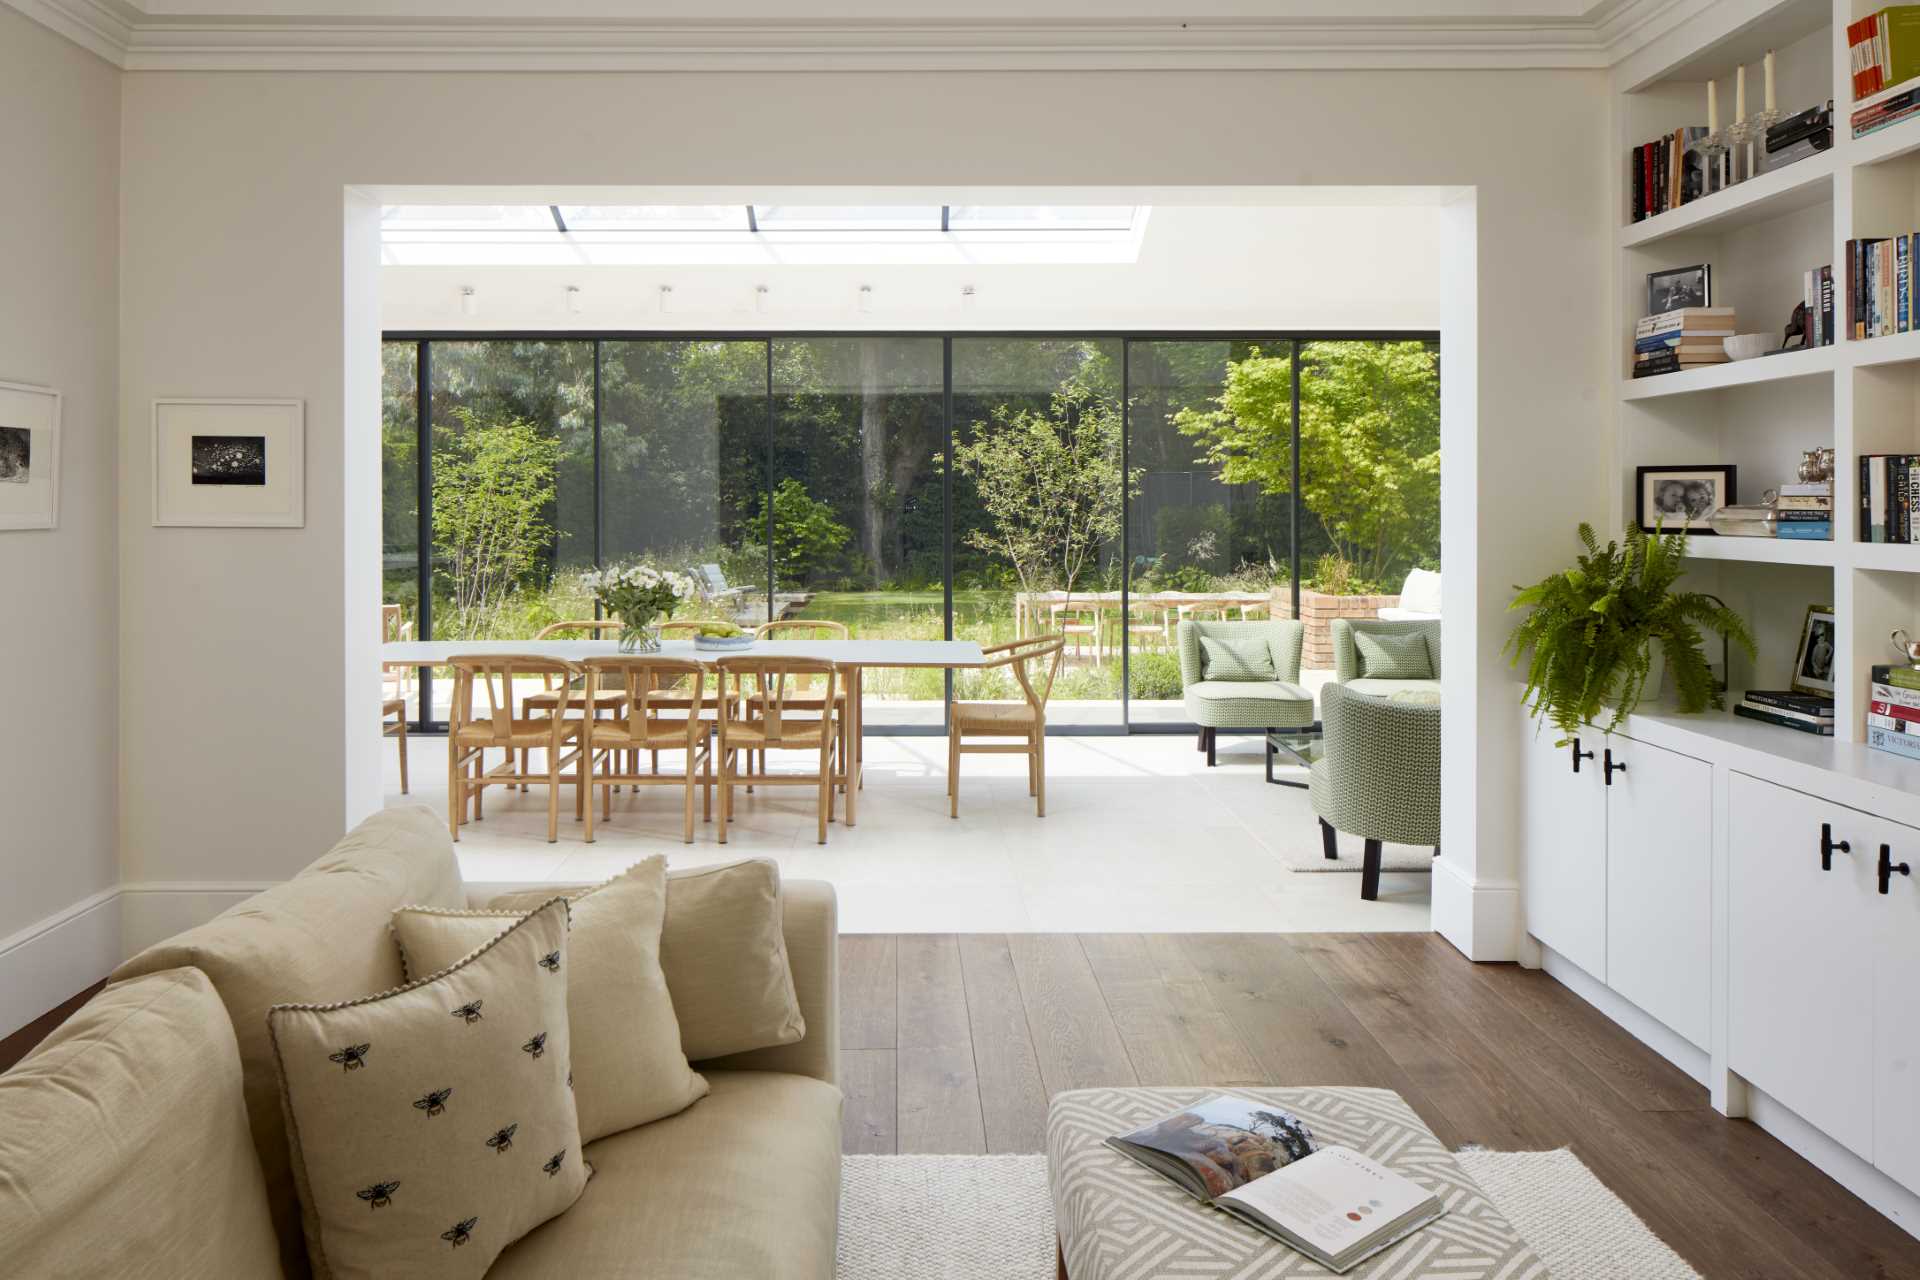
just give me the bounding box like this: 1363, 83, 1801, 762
579, 563, 699, 651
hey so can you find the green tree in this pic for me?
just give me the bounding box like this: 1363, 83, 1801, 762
431, 407, 564, 627
744, 477, 854, 587
950, 378, 1133, 597
1172, 341, 1440, 582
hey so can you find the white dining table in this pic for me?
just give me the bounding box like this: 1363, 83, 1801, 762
383, 637, 988, 826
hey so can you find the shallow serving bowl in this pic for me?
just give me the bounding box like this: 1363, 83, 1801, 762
693, 634, 755, 651
1723, 333, 1777, 361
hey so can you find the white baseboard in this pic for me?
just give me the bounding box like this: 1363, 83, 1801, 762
0, 881, 276, 1039
0, 888, 122, 1039
1538, 944, 1709, 1085
1746, 1087, 1920, 1243
1432, 859, 1522, 961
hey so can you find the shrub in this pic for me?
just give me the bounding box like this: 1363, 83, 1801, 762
1128, 651, 1184, 700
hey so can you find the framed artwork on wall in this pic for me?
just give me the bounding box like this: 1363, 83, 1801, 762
0, 379, 61, 531
152, 398, 304, 527
1635, 464, 1736, 535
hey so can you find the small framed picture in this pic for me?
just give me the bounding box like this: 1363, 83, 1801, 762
1792, 604, 1837, 696
1636, 464, 1737, 534
1647, 264, 1712, 314
153, 398, 304, 527
0, 379, 60, 531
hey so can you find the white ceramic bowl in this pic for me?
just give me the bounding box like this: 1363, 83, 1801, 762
1723, 333, 1776, 361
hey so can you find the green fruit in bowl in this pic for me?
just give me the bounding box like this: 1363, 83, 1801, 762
694, 622, 742, 638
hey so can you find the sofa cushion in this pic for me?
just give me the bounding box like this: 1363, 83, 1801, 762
490, 858, 804, 1062
1396, 567, 1443, 616
0, 968, 284, 1279
1346, 677, 1442, 700
1353, 628, 1434, 680
1198, 635, 1275, 681
1183, 679, 1316, 730
488, 1070, 841, 1280
110, 805, 465, 1279
391, 857, 709, 1141
269, 899, 589, 1280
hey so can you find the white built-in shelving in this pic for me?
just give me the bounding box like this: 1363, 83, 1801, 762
1613, 0, 1920, 769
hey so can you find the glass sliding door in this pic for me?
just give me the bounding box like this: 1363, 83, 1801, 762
600, 339, 770, 625
381, 342, 424, 721
771, 337, 946, 724
951, 338, 1125, 728
1125, 340, 1293, 722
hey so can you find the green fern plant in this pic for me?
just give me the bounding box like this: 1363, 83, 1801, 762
1506, 523, 1755, 745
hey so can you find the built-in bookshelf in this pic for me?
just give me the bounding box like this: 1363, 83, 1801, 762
1613, 0, 1920, 783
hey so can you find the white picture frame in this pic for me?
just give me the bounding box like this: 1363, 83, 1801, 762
152, 398, 304, 528
0, 379, 62, 532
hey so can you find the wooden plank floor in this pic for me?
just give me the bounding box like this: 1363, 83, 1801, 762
840, 932, 1920, 1280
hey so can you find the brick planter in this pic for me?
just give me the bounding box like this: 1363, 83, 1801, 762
1269, 588, 1399, 671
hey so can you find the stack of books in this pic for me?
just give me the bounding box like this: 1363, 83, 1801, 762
1851, 7, 1920, 136
1870, 665, 1920, 760
1735, 689, 1835, 736
1634, 307, 1735, 377
1859, 455, 1920, 541
1776, 482, 1833, 541
1628, 127, 1712, 222
1844, 237, 1920, 336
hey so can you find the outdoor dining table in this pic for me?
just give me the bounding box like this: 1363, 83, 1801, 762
382, 637, 988, 826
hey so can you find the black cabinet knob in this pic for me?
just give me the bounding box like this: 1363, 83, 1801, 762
1880, 844, 1913, 895
1821, 823, 1852, 872
1571, 739, 1595, 773
1603, 748, 1626, 785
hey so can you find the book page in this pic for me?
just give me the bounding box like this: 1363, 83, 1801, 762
1220, 1146, 1435, 1256
1108, 1095, 1317, 1199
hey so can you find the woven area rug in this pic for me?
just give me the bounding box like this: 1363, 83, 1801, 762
837, 1150, 1699, 1279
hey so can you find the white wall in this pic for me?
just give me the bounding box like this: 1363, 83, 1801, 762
381, 203, 1446, 332
117, 67, 1611, 958
0, 6, 120, 1026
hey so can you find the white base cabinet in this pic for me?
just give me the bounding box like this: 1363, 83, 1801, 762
1728, 772, 1920, 1193
1521, 711, 1712, 1050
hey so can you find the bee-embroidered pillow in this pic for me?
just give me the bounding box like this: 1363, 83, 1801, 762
390, 857, 709, 1142
269, 898, 588, 1279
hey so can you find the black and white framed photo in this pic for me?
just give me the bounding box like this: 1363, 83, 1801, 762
1635, 464, 1737, 534
1792, 604, 1837, 696
153, 398, 304, 527
0, 379, 61, 531
1646, 264, 1712, 314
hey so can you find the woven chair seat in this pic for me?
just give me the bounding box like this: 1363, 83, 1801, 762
454, 719, 582, 749
584, 718, 707, 748
951, 700, 1040, 731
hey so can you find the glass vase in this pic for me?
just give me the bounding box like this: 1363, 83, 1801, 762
618, 617, 661, 653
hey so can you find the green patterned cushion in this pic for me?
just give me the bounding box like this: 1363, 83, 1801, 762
1354, 630, 1433, 680
1199, 636, 1275, 681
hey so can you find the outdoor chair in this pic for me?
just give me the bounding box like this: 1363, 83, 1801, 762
948, 634, 1066, 819
579, 657, 714, 844
714, 656, 841, 845
1176, 619, 1315, 775
447, 654, 585, 844
1331, 618, 1441, 699
1310, 681, 1441, 900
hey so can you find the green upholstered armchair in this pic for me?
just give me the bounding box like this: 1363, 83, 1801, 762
1176, 619, 1314, 769
1309, 681, 1441, 900
1331, 618, 1441, 698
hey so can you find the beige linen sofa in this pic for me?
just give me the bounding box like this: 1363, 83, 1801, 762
0, 806, 842, 1280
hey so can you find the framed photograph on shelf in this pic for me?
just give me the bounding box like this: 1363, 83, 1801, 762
1792, 604, 1837, 696
152, 398, 304, 528
1646, 264, 1711, 314
1635, 464, 1736, 534
0, 379, 61, 532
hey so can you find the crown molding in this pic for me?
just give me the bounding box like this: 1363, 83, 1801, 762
5, 0, 1710, 73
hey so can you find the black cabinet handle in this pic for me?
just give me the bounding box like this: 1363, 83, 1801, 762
1821, 823, 1852, 871
1571, 738, 1595, 773
1880, 844, 1913, 895
1603, 747, 1626, 785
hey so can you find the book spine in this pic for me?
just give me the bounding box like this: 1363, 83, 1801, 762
1745, 691, 1835, 713
1869, 725, 1920, 759
1849, 239, 1862, 339
1631, 145, 1644, 222
1776, 509, 1835, 521
1902, 456, 1913, 543
1883, 240, 1897, 336
1864, 454, 1875, 542
1872, 681, 1920, 708
1909, 455, 1920, 543
1869, 713, 1920, 735
1870, 699, 1920, 723
1874, 664, 1920, 692
1901, 235, 1911, 333
1823, 264, 1835, 345
1735, 705, 1835, 735
1775, 523, 1834, 540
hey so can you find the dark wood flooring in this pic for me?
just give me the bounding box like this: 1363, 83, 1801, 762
840, 932, 1920, 1280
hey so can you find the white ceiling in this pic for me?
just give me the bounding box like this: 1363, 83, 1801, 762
7, 0, 1701, 71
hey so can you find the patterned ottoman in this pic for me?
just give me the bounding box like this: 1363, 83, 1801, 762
1047, 1086, 1546, 1279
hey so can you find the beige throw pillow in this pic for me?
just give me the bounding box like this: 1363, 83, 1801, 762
391, 857, 708, 1140
491, 858, 804, 1062
269, 899, 589, 1279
